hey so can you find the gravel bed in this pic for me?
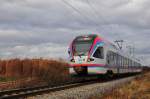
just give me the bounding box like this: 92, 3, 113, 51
28, 76, 137, 99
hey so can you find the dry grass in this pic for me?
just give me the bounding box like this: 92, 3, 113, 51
0, 58, 70, 85
0, 58, 71, 90
90, 72, 150, 99
38, 59, 70, 85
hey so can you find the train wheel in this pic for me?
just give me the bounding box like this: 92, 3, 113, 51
105, 70, 114, 79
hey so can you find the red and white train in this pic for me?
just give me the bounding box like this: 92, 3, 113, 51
68, 34, 142, 76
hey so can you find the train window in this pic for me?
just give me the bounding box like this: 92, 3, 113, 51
135, 62, 136, 66
118, 56, 120, 66
129, 60, 131, 66
121, 56, 123, 66
112, 52, 116, 65
93, 47, 104, 59
106, 52, 110, 64
128, 60, 129, 66
127, 59, 129, 66
133, 62, 135, 66
131, 61, 133, 66
119, 56, 121, 66
109, 51, 112, 65
122, 56, 124, 67
116, 54, 118, 66
114, 53, 117, 65
123, 57, 125, 66
125, 58, 127, 66
136, 62, 138, 66
121, 56, 123, 67
114, 53, 116, 65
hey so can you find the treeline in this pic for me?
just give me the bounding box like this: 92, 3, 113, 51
142, 66, 150, 72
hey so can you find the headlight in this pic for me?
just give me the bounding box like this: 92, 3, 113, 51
87, 58, 94, 62
70, 59, 75, 62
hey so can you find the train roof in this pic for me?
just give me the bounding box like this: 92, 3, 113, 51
75, 34, 98, 38
74, 34, 115, 46
74, 34, 97, 41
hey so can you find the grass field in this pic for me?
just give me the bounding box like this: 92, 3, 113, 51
90, 72, 150, 99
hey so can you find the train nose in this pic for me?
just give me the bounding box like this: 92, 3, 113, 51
87, 58, 94, 62
74, 56, 88, 63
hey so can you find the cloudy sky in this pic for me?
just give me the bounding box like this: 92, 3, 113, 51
0, 0, 149, 65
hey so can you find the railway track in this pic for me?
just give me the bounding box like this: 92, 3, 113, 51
0, 79, 100, 99
0, 85, 49, 99
0, 74, 139, 99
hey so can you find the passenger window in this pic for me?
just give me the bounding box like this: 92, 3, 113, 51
93, 47, 104, 59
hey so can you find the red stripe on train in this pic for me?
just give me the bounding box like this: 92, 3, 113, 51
70, 64, 105, 67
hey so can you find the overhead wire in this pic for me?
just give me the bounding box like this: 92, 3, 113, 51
85, 0, 122, 44
61, 0, 100, 29
61, 0, 93, 23
85, 0, 104, 32
86, 0, 100, 20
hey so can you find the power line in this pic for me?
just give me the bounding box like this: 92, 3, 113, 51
61, 0, 96, 24
85, 0, 103, 29
85, 0, 122, 40
86, 0, 99, 20
86, 0, 109, 25
62, 0, 99, 30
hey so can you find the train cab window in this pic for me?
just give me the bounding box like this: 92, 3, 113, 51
93, 47, 104, 59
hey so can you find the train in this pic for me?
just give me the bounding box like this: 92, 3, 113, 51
68, 34, 142, 76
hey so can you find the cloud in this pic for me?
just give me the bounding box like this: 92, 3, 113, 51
0, 0, 149, 65
0, 43, 67, 59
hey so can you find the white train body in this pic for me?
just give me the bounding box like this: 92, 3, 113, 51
68, 34, 142, 75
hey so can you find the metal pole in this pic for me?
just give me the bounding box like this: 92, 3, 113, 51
114, 40, 124, 50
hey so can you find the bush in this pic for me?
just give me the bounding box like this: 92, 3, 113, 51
38, 59, 69, 85
0, 58, 70, 85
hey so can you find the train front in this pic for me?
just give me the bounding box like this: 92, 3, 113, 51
68, 34, 106, 75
